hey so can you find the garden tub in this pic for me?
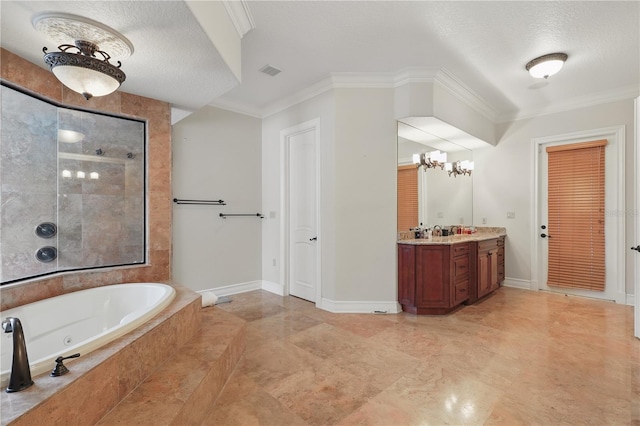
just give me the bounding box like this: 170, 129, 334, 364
0, 283, 175, 388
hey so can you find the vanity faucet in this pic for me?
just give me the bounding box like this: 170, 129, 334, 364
2, 317, 34, 392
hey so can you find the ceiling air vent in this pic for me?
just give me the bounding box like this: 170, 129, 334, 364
259, 64, 282, 76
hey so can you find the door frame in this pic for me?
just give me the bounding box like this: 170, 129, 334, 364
635, 98, 639, 338
279, 118, 322, 306
530, 125, 626, 304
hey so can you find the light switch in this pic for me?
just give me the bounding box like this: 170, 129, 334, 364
507, 212, 516, 219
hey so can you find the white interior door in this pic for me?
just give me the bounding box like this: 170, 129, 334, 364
287, 124, 318, 302
535, 128, 625, 303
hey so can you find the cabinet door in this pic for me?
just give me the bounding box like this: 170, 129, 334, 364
398, 245, 415, 307
416, 245, 449, 308
489, 249, 499, 291
477, 250, 491, 298
497, 238, 505, 284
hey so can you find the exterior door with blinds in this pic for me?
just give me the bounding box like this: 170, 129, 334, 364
540, 139, 613, 300
398, 165, 418, 232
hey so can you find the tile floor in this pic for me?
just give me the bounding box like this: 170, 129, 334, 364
204, 287, 639, 425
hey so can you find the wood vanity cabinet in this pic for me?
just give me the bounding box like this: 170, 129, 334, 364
397, 242, 470, 315
398, 235, 505, 314
467, 236, 505, 304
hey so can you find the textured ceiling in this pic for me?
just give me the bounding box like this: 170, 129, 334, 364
218, 0, 640, 120
1, 1, 639, 121
0, 1, 238, 111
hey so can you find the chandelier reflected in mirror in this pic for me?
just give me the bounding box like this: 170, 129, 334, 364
445, 160, 474, 177
413, 150, 447, 170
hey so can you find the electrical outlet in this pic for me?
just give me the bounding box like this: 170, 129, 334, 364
437, 212, 444, 218
482, 217, 487, 224
507, 211, 516, 219
272, 258, 276, 266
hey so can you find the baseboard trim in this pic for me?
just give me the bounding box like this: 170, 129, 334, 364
320, 298, 402, 314
502, 278, 532, 290
197, 280, 262, 297
261, 280, 285, 296
626, 293, 635, 306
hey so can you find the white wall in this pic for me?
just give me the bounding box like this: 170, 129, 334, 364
172, 106, 262, 292
473, 99, 635, 294
261, 87, 398, 305
261, 91, 337, 298
171, 82, 635, 304
333, 88, 397, 302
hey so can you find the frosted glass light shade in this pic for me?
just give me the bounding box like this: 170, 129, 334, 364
526, 53, 568, 79
412, 153, 420, 164
43, 42, 126, 100
52, 65, 121, 98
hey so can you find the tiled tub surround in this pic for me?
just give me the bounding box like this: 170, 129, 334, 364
0, 87, 146, 282
0, 285, 201, 426
0, 48, 172, 308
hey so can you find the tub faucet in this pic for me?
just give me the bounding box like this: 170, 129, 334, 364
2, 317, 34, 392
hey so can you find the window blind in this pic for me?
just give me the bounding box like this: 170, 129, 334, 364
398, 165, 418, 232
546, 140, 607, 291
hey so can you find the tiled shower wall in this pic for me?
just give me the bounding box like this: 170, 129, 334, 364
0, 48, 172, 310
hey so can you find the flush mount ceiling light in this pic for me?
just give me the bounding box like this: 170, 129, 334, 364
526, 52, 568, 79
33, 12, 133, 100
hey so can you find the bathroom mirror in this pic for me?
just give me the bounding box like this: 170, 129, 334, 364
0, 83, 146, 284
397, 122, 473, 232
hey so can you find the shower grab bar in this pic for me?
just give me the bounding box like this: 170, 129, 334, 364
219, 213, 264, 219
173, 198, 226, 205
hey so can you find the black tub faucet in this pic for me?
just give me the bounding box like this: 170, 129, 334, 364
2, 317, 34, 392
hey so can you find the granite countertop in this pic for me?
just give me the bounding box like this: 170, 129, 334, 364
398, 227, 506, 245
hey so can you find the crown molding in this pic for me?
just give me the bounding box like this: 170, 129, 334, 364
207, 98, 263, 118
499, 84, 640, 122
209, 69, 638, 124
434, 68, 500, 122
222, 0, 255, 39
260, 68, 496, 119
261, 76, 335, 118
393, 67, 440, 87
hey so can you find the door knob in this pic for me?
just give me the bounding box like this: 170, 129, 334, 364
631, 245, 640, 252
540, 233, 551, 238
310, 237, 318, 241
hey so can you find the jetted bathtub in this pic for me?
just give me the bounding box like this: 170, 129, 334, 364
1, 283, 175, 388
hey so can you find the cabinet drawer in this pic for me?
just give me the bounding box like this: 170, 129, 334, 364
478, 239, 498, 252
453, 243, 469, 257
454, 281, 469, 304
